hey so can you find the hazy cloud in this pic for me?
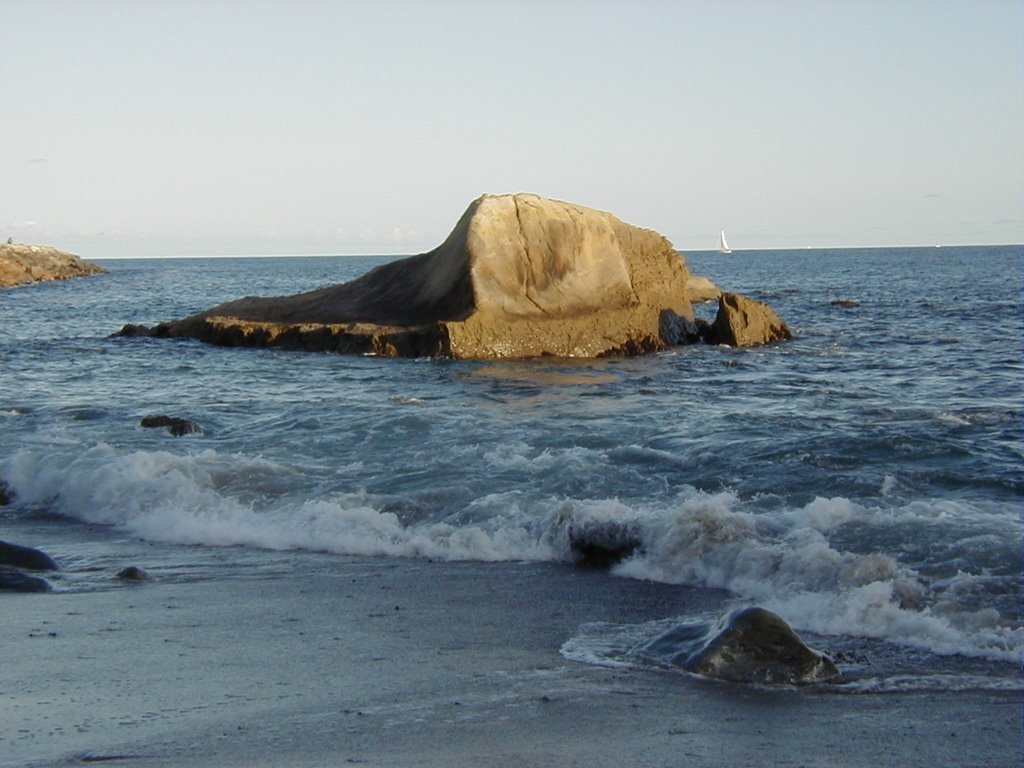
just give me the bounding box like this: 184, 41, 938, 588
389, 226, 418, 244
23, 158, 47, 165
329, 226, 420, 246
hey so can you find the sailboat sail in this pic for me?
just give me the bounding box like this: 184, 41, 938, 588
718, 229, 731, 253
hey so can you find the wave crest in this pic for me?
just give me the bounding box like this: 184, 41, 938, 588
2, 444, 1019, 662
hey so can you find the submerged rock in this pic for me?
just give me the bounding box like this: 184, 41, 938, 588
116, 566, 152, 582
0, 540, 60, 571
0, 243, 105, 289
706, 292, 793, 347
568, 522, 642, 568
633, 607, 838, 685
140, 415, 203, 436
120, 194, 702, 359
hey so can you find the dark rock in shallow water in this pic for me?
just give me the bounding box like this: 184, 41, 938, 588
0, 539, 58, 592
658, 310, 704, 346
830, 299, 861, 308
0, 566, 52, 592
0, 540, 60, 571
633, 607, 839, 685
116, 323, 151, 337
568, 522, 641, 568
140, 415, 203, 437
116, 566, 152, 582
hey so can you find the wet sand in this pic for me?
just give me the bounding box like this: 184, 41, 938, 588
2, 556, 1019, 767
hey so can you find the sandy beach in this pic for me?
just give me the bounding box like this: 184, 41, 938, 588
3, 553, 1019, 768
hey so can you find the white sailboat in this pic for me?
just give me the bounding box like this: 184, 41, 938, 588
718, 229, 732, 254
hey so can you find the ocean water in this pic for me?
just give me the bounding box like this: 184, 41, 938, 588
1, 246, 1021, 689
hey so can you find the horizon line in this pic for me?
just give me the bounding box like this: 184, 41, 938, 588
85, 241, 1024, 260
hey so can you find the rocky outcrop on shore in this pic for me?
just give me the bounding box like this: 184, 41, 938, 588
120, 194, 788, 358
0, 243, 106, 288
707, 292, 792, 347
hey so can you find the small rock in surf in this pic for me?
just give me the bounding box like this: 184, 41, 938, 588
633, 606, 839, 685
140, 415, 203, 436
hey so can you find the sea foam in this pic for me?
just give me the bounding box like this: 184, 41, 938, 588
2, 442, 1020, 662
1, 445, 556, 562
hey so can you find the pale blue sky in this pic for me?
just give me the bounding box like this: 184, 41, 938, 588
2, 0, 1021, 257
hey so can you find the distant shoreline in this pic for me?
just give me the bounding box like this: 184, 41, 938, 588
0, 243, 106, 288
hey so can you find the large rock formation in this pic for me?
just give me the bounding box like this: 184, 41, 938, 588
0, 243, 106, 288
123, 194, 699, 359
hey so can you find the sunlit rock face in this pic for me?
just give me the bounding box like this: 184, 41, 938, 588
685, 274, 721, 304
706, 292, 792, 347
0, 244, 105, 288
123, 194, 699, 359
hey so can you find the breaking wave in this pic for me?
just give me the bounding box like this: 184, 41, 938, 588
3, 441, 1020, 663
